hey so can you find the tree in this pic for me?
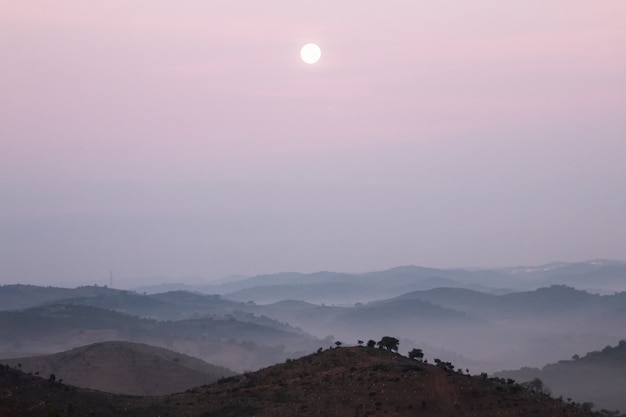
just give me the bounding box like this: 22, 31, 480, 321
522, 378, 549, 395
357, 340, 364, 346
581, 402, 595, 412
366, 340, 376, 348
376, 336, 399, 352
335, 341, 342, 348
408, 348, 424, 361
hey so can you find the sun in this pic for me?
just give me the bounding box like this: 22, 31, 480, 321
301, 43, 321, 64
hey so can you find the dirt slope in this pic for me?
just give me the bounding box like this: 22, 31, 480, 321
168, 347, 602, 417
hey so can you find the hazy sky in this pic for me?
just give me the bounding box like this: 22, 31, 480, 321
1, 1, 625, 287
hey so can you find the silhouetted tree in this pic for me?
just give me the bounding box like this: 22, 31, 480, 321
408, 348, 424, 361
522, 378, 549, 395
581, 402, 594, 412
376, 336, 399, 352
433, 358, 455, 371
335, 341, 342, 348
357, 340, 364, 346
367, 340, 376, 348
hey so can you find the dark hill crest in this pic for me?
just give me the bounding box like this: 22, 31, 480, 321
180, 346, 601, 417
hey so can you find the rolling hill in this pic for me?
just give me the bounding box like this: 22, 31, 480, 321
130, 260, 626, 302
0, 284, 252, 321
494, 340, 626, 413
3, 283, 626, 374
0, 364, 135, 417
0, 341, 235, 395
0, 304, 320, 372
386, 285, 605, 318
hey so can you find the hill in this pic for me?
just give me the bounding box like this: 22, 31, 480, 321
389, 285, 604, 318
0, 304, 319, 372
0, 346, 604, 417
0, 364, 135, 417
0, 284, 121, 311
494, 340, 626, 413
497, 259, 626, 293
218, 267, 509, 304
0, 341, 235, 395
165, 260, 625, 303
328, 286, 625, 372
0, 284, 251, 321
5, 284, 625, 374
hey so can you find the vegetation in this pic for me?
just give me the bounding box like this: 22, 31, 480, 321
376, 336, 399, 352
408, 348, 424, 361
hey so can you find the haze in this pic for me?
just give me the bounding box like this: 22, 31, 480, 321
1, 1, 625, 287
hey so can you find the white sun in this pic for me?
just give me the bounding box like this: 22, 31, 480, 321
301, 43, 321, 64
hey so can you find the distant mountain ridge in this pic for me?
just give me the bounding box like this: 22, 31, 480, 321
388, 285, 607, 318
127, 259, 626, 303
3, 280, 626, 374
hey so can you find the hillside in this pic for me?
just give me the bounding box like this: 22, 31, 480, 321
0, 364, 136, 417
0, 284, 254, 321
498, 260, 626, 294
0, 304, 319, 372
0, 284, 121, 311
3, 284, 626, 374
0, 341, 235, 395
219, 267, 508, 304
143, 260, 626, 303
495, 340, 626, 413
389, 285, 603, 318
173, 346, 602, 417
0, 346, 604, 417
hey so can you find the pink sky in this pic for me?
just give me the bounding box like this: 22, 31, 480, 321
1, 1, 625, 285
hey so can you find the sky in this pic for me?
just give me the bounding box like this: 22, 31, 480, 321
1, 1, 625, 287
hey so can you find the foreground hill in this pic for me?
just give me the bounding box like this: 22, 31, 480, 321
495, 340, 626, 413
0, 364, 136, 417
0, 346, 603, 417
0, 341, 235, 395
176, 347, 603, 417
